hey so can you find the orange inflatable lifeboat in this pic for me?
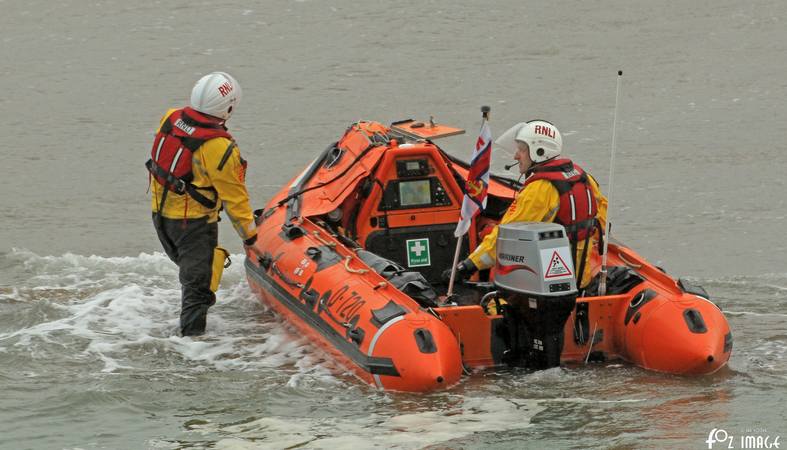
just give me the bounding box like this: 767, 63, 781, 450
244, 119, 732, 392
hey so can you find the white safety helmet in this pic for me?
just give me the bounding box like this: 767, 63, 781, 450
190, 72, 242, 121
514, 120, 562, 163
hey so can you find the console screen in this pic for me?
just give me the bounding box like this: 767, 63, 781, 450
398, 179, 431, 207
406, 161, 421, 171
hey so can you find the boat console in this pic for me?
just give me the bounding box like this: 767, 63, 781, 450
355, 144, 473, 286
378, 166, 452, 211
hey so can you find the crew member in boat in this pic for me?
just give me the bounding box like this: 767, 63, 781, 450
146, 72, 257, 336
449, 120, 608, 290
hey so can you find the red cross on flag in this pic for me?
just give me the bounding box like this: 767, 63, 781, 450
454, 119, 492, 237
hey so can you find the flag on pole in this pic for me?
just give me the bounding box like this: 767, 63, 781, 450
454, 119, 492, 237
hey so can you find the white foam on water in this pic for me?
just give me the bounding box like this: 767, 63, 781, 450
12, 247, 179, 281
763, 283, 787, 292
702, 272, 787, 285
179, 396, 546, 450
0, 286, 20, 301
745, 340, 787, 375
546, 397, 647, 404
1, 250, 337, 383
726, 310, 787, 318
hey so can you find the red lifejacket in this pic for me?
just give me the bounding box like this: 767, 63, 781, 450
146, 107, 233, 209
523, 158, 600, 243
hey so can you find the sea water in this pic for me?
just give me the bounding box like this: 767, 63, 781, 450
1, 0, 786, 448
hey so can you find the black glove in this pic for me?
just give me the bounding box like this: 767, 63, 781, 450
441, 258, 478, 283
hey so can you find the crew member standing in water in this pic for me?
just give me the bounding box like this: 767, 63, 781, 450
146, 72, 257, 336
448, 120, 608, 291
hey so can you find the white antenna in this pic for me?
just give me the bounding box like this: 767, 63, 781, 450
598, 70, 622, 297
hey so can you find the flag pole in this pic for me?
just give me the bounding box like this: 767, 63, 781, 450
446, 235, 463, 298
447, 106, 490, 299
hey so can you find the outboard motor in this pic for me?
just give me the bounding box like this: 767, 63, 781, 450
494, 222, 578, 369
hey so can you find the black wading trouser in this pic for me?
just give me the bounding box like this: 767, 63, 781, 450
153, 214, 218, 336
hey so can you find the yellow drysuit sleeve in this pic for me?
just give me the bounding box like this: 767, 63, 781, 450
198, 140, 257, 242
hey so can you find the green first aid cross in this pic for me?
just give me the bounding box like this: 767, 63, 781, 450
406, 238, 431, 267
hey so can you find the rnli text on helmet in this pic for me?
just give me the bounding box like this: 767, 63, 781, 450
218, 82, 234, 97
534, 124, 555, 139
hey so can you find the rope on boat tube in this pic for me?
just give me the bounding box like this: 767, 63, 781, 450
344, 255, 369, 274
312, 230, 336, 248
584, 320, 599, 364
456, 331, 472, 375
271, 262, 304, 288
618, 252, 643, 269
